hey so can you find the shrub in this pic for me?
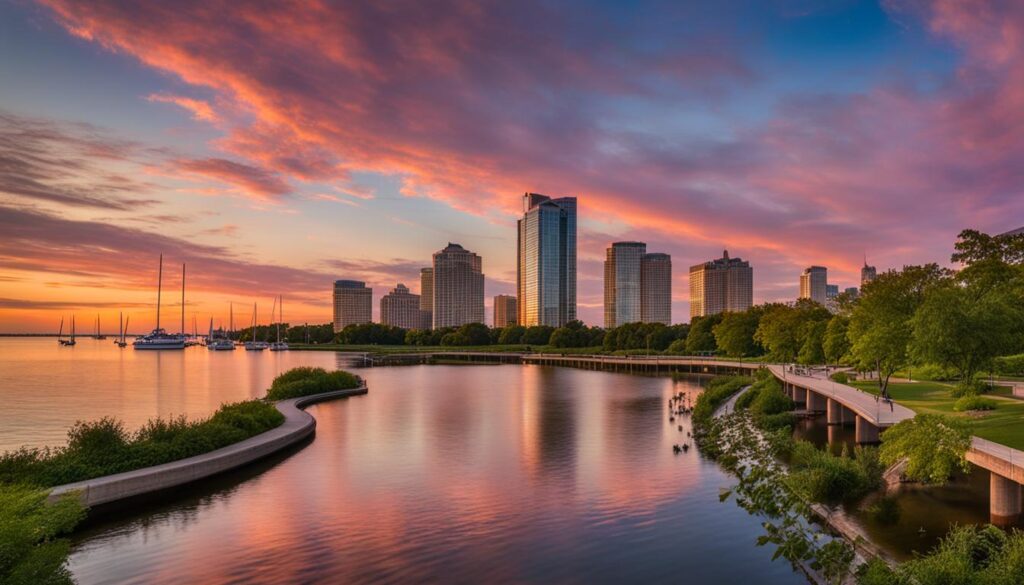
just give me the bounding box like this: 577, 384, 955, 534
952, 379, 989, 398
692, 376, 752, 427
995, 354, 1024, 376
788, 441, 883, 504
953, 395, 997, 412
910, 363, 957, 382
0, 485, 86, 585
266, 367, 361, 400
751, 380, 792, 416
829, 371, 849, 384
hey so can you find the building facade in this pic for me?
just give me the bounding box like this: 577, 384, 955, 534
419, 267, 433, 329
380, 283, 421, 329
641, 253, 672, 325
799, 266, 828, 304
517, 193, 577, 327
861, 262, 877, 287
689, 250, 753, 319
604, 242, 646, 328
332, 280, 372, 332
493, 295, 517, 328
433, 243, 485, 328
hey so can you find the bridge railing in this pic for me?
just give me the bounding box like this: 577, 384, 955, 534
972, 437, 1024, 469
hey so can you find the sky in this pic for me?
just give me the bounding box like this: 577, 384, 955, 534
1, 0, 1023, 333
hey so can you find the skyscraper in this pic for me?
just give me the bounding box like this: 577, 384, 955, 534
689, 250, 753, 319
800, 266, 828, 304
332, 280, 372, 332
517, 192, 576, 327
861, 261, 877, 287
604, 242, 645, 328
641, 253, 672, 325
380, 283, 421, 329
419, 267, 433, 329
493, 295, 517, 327
826, 284, 839, 299
433, 243, 484, 328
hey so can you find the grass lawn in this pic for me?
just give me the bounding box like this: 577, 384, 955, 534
852, 380, 1024, 450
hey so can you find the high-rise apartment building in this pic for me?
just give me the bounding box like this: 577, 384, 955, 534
517, 193, 576, 327
844, 287, 859, 299
433, 243, 484, 328
332, 280, 372, 332
826, 284, 839, 300
419, 267, 434, 329
380, 283, 421, 329
641, 253, 672, 325
861, 261, 877, 287
689, 250, 753, 319
493, 295, 517, 328
604, 242, 646, 328
799, 266, 828, 304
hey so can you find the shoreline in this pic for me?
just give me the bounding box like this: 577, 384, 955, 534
48, 385, 368, 508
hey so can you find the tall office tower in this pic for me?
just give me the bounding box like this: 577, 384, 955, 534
517, 192, 577, 327
332, 280, 372, 332
493, 295, 518, 328
844, 287, 859, 299
603, 242, 644, 327
641, 253, 672, 325
380, 283, 421, 329
826, 284, 839, 300
861, 261, 877, 287
688, 250, 753, 319
419, 267, 434, 329
800, 266, 828, 304
433, 243, 484, 328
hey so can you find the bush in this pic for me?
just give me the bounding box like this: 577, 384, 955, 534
829, 371, 849, 384
692, 376, 752, 427
266, 367, 361, 400
953, 395, 997, 412
0, 485, 86, 585
995, 354, 1024, 376
752, 381, 793, 416
952, 379, 989, 398
0, 401, 285, 488
911, 363, 957, 382
789, 442, 884, 504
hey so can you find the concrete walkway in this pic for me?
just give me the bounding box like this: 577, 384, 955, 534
49, 386, 367, 507
767, 365, 914, 427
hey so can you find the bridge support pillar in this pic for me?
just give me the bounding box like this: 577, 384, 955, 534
793, 386, 806, 405
826, 398, 842, 424
855, 415, 879, 444
807, 391, 827, 412
990, 473, 1023, 526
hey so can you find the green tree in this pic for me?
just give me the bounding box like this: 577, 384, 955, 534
455, 322, 491, 346
755, 300, 830, 362
878, 414, 971, 485
0, 486, 86, 585
713, 307, 763, 357
797, 320, 826, 365
521, 325, 554, 345
848, 264, 946, 397
822, 315, 851, 366
685, 314, 722, 354
498, 325, 526, 345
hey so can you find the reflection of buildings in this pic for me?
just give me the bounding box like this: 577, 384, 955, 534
518, 366, 576, 474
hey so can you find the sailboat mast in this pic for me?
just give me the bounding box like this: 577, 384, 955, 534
229, 302, 234, 339
277, 295, 282, 343
119, 312, 124, 342
156, 254, 163, 332
252, 302, 257, 342
181, 263, 186, 335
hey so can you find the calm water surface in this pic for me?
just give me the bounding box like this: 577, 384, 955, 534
1, 339, 805, 584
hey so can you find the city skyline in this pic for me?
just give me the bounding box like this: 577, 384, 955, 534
3, 1, 1024, 332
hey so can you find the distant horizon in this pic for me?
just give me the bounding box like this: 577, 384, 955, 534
3, 1, 1024, 332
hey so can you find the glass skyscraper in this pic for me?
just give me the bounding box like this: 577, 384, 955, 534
604, 242, 646, 328
517, 193, 576, 327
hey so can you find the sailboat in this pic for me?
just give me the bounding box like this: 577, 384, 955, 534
95, 314, 107, 340
244, 303, 267, 351
67, 315, 77, 346
270, 294, 289, 351
133, 255, 186, 350
57, 317, 65, 346
116, 312, 128, 348
57, 316, 76, 346
185, 314, 201, 347
207, 315, 235, 350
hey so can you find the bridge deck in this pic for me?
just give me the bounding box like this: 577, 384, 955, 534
766, 365, 915, 427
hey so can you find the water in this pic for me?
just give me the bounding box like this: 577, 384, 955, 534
1, 339, 804, 584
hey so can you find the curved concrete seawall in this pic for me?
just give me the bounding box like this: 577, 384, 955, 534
48, 385, 368, 508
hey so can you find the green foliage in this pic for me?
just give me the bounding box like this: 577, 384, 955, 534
789, 442, 884, 504
691, 375, 752, 427
910, 363, 957, 381
878, 414, 971, 484
994, 354, 1024, 376
857, 524, 1024, 585
0, 485, 86, 585
602, 322, 686, 352
755, 300, 831, 363
752, 380, 793, 416
848, 264, 948, 396
685, 314, 722, 354
953, 395, 997, 412
285, 322, 335, 344
829, 371, 849, 384
335, 322, 407, 345
549, 321, 606, 348
439, 323, 491, 346
497, 325, 526, 345
712, 308, 764, 357
0, 401, 284, 488
266, 367, 361, 400
522, 325, 555, 346
823, 315, 851, 365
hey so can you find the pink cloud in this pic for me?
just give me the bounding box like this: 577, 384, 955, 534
147, 93, 218, 122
